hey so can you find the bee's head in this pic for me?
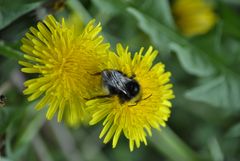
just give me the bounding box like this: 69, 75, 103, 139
125, 80, 140, 98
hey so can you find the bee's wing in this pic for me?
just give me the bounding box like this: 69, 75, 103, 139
102, 70, 130, 95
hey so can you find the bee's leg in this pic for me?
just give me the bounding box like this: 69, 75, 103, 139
142, 94, 152, 100
83, 95, 111, 100
130, 73, 136, 79
87, 71, 102, 76
128, 102, 138, 107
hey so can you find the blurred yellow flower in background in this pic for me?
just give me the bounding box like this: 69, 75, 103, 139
87, 44, 174, 151
19, 15, 110, 125
66, 12, 83, 35
172, 0, 217, 36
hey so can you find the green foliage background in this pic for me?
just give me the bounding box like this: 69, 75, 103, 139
1, 0, 240, 161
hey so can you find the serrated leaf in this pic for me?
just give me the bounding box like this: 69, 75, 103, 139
128, 7, 240, 109
131, 0, 175, 29
185, 74, 240, 109
170, 43, 216, 77
144, 0, 176, 29
0, 0, 43, 30
128, 7, 217, 76
127, 7, 178, 53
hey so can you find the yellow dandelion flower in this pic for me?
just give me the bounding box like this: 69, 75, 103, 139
87, 44, 174, 151
172, 0, 217, 36
19, 15, 110, 125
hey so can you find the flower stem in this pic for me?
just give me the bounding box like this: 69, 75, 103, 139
0, 42, 23, 60
66, 0, 92, 23
150, 127, 210, 161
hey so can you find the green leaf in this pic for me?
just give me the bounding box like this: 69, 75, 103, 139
190, 22, 224, 57
128, 7, 217, 76
128, 7, 240, 109
208, 137, 224, 161
91, 0, 127, 26
170, 43, 216, 77
32, 135, 55, 161
14, 112, 45, 150
0, 0, 43, 30
185, 74, 240, 109
155, 0, 175, 29
225, 122, 240, 138
127, 7, 177, 54
138, 0, 176, 29
92, 0, 126, 16
10, 110, 45, 159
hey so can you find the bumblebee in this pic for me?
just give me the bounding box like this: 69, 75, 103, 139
0, 95, 6, 108
87, 70, 141, 103
87, 69, 152, 104
101, 70, 140, 103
